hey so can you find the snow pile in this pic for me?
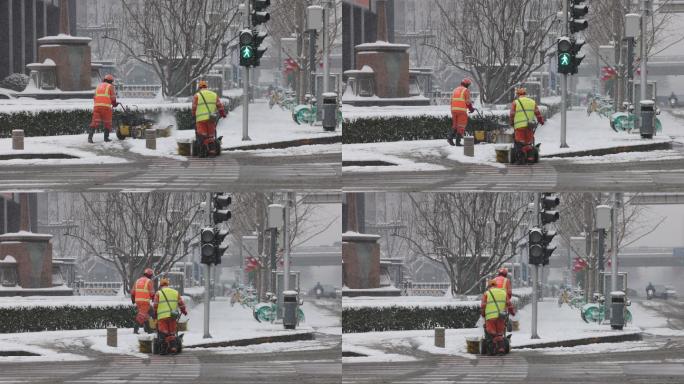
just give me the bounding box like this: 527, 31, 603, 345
342, 344, 417, 363
0, 340, 90, 363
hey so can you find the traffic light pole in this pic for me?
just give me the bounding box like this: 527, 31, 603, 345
610, 193, 619, 294
560, 0, 569, 149
204, 192, 212, 339
530, 193, 540, 339
283, 192, 293, 292
242, 0, 251, 141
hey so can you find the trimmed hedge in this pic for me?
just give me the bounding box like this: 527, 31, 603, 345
0, 305, 136, 333
342, 290, 535, 333
343, 304, 480, 333
0, 97, 241, 138
342, 102, 563, 144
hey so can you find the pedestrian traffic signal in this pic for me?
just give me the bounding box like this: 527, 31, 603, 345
540, 193, 560, 225
569, 0, 589, 34
212, 193, 232, 225
529, 227, 545, 265
558, 37, 573, 75
239, 29, 255, 67
200, 227, 217, 265
251, 0, 271, 27
200, 226, 229, 265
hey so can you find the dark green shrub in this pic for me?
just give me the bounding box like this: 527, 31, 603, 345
0, 305, 136, 333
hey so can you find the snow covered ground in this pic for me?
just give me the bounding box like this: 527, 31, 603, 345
342, 295, 682, 363
0, 296, 339, 363
343, 107, 684, 172
0, 99, 340, 165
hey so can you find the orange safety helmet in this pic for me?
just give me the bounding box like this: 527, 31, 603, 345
498, 267, 508, 277
516, 87, 527, 96
143, 268, 154, 278
198, 80, 208, 89
103, 74, 114, 83
461, 78, 473, 87
159, 277, 170, 287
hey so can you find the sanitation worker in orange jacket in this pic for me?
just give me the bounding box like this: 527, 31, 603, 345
481, 279, 516, 355
448, 78, 476, 146
89, 74, 118, 143
131, 268, 155, 334
494, 267, 513, 301
191, 80, 227, 140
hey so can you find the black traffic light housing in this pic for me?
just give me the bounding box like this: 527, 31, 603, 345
529, 227, 545, 265
200, 227, 217, 265
213, 228, 229, 265
570, 38, 585, 75
569, 0, 589, 33
212, 193, 232, 225
540, 193, 560, 225
239, 29, 255, 67
252, 0, 271, 26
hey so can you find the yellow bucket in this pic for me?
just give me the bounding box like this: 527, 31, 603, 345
178, 321, 188, 332
139, 338, 152, 353
177, 140, 192, 156
466, 337, 481, 354
495, 145, 511, 164
474, 130, 486, 142
119, 125, 130, 137
148, 318, 157, 330
512, 320, 520, 331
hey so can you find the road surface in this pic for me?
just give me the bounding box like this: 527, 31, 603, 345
0, 150, 341, 191
0, 335, 341, 384
343, 142, 684, 192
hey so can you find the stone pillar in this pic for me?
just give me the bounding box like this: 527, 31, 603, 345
19, 193, 30, 231
376, 0, 388, 42
59, 0, 69, 35
342, 232, 380, 289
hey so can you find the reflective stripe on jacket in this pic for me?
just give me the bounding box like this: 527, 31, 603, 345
156, 287, 179, 320
195, 90, 218, 122
133, 277, 152, 303
451, 86, 470, 112
513, 97, 537, 129
94, 83, 115, 108
484, 287, 508, 320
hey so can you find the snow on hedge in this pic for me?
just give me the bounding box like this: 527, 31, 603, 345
0, 295, 131, 309
343, 296, 480, 310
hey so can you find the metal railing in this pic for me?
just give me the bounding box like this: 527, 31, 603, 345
118, 85, 162, 99
402, 281, 451, 296
74, 281, 123, 296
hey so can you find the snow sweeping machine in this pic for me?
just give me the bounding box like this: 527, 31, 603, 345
480, 315, 512, 356
511, 120, 540, 165
115, 104, 172, 140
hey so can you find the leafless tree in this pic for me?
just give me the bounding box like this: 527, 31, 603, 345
108, 0, 242, 97
268, 0, 342, 101
66, 193, 204, 293
555, 193, 665, 298
428, 0, 559, 104
228, 193, 339, 298
395, 193, 531, 296
587, 0, 674, 104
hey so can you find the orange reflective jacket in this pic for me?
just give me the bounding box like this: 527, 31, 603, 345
133, 277, 153, 303
94, 82, 116, 109
451, 86, 471, 113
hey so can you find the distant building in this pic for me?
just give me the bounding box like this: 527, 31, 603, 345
0, 0, 77, 80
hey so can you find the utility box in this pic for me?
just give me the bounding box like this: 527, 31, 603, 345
322, 92, 338, 131
600, 271, 628, 320
610, 291, 626, 330
595, 205, 611, 230
275, 271, 300, 319
267, 204, 284, 229
639, 100, 656, 139
282, 290, 299, 329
